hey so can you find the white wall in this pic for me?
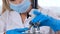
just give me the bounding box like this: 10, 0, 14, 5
0, 0, 2, 6
38, 0, 60, 7
0, 0, 2, 14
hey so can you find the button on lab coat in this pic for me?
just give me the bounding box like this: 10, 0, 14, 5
0, 8, 60, 34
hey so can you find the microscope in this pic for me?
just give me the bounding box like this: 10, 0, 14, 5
28, 0, 41, 34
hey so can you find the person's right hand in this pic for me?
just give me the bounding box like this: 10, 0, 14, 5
6, 27, 30, 34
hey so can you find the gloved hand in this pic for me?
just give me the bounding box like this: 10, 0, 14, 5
29, 9, 48, 27
29, 9, 60, 32
6, 27, 30, 34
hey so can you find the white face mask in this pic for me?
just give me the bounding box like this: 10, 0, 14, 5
9, 0, 31, 13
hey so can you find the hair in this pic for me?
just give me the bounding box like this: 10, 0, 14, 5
2, 0, 14, 14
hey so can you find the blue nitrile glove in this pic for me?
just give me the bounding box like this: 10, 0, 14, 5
29, 9, 60, 32
6, 27, 30, 34
29, 9, 48, 27
40, 16, 60, 32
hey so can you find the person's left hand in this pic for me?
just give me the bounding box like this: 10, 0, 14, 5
6, 27, 30, 34
29, 9, 60, 32
29, 9, 48, 27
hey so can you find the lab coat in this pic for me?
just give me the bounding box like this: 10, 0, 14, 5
0, 8, 60, 34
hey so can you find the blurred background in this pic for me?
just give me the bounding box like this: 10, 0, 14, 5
38, 0, 60, 17
0, 0, 60, 15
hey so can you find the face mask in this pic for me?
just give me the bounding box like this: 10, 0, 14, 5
9, 0, 31, 13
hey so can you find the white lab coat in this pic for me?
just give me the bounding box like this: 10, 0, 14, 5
0, 8, 60, 34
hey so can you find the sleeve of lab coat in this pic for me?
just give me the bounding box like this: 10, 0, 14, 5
0, 11, 8, 34
0, 20, 5, 34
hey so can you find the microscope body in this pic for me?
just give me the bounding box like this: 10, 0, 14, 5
29, 9, 41, 34
29, 9, 40, 27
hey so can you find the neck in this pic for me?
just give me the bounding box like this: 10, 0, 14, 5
20, 5, 32, 23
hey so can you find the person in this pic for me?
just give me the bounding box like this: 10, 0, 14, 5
0, 0, 60, 34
